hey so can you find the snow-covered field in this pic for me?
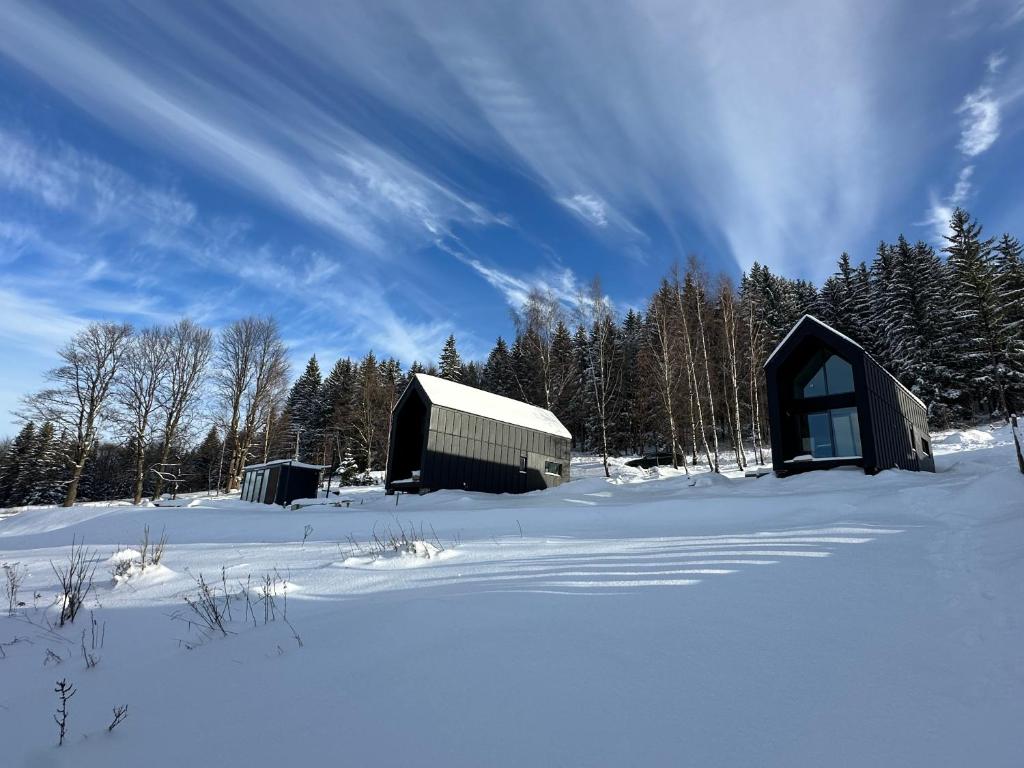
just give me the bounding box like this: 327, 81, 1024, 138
1, 426, 1022, 766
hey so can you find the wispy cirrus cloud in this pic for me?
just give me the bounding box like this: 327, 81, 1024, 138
0, 3, 501, 257
923, 48, 1012, 241
558, 194, 609, 228
0, 130, 465, 385
957, 87, 1001, 156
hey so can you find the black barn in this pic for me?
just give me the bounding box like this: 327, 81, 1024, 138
240, 460, 323, 505
385, 374, 572, 494
764, 315, 935, 476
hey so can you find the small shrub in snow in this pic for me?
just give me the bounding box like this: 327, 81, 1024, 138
302, 524, 313, 548
138, 524, 168, 569
52, 539, 97, 627
3, 561, 26, 616
53, 678, 76, 746
174, 573, 230, 640
108, 705, 128, 732
80, 611, 104, 669
109, 527, 170, 583
343, 520, 448, 562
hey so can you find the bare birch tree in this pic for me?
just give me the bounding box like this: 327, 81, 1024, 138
718, 276, 746, 470
577, 278, 622, 478
643, 280, 686, 471
686, 260, 721, 472
512, 289, 575, 412
21, 322, 133, 506
673, 269, 714, 470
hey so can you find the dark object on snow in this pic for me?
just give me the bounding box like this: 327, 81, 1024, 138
240, 460, 323, 506
1012, 414, 1024, 475
765, 315, 935, 477
625, 453, 676, 469
385, 374, 571, 495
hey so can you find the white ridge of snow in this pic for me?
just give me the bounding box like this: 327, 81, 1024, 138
413, 373, 571, 439
242, 459, 326, 471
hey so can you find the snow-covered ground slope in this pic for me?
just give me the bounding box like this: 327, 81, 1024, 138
1, 426, 1021, 766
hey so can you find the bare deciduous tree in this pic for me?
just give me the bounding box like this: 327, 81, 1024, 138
152, 319, 212, 499
21, 322, 133, 506
577, 278, 622, 478
643, 280, 686, 471
116, 327, 172, 504
512, 289, 575, 412
718, 276, 746, 470
214, 317, 288, 492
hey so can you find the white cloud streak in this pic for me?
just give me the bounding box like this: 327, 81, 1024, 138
0, 3, 499, 257
558, 194, 609, 227
957, 86, 1001, 157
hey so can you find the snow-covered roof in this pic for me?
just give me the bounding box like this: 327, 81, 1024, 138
411, 373, 572, 440
764, 314, 926, 410
242, 460, 326, 472
764, 314, 863, 367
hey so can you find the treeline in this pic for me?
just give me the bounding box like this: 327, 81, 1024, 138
1, 207, 1022, 505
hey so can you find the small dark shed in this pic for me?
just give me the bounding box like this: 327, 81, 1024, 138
385, 373, 572, 494
240, 460, 323, 505
764, 315, 935, 476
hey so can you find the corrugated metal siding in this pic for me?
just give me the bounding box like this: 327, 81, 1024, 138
421, 404, 571, 493
863, 358, 934, 473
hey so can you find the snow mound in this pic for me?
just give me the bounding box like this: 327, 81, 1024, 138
933, 429, 995, 453
341, 541, 457, 569
153, 497, 200, 508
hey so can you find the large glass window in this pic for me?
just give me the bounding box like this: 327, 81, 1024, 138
830, 407, 861, 457
793, 350, 855, 399
795, 408, 862, 459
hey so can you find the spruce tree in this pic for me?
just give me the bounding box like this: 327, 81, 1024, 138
26, 422, 65, 506
994, 233, 1024, 411
190, 426, 223, 493
482, 337, 515, 398
943, 208, 1010, 417
462, 361, 482, 389
0, 422, 35, 507
438, 335, 463, 382
284, 355, 324, 462
320, 357, 356, 451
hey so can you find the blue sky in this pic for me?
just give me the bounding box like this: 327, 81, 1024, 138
1, 0, 1023, 438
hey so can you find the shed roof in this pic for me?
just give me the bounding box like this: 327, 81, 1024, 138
412, 373, 572, 439
765, 314, 926, 410
242, 459, 326, 472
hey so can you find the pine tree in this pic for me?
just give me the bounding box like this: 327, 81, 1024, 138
0, 422, 36, 507
438, 335, 463, 382
189, 426, 223, 493
462, 361, 482, 389
943, 208, 1010, 417
337, 448, 358, 485
284, 355, 324, 462
25, 422, 66, 505
482, 337, 515, 398
994, 233, 1024, 411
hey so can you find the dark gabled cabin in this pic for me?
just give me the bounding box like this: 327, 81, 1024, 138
240, 460, 323, 505
385, 373, 572, 494
764, 315, 935, 477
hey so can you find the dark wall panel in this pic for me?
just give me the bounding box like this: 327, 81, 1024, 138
389, 377, 572, 494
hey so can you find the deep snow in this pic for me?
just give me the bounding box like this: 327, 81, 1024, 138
1, 426, 1022, 767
